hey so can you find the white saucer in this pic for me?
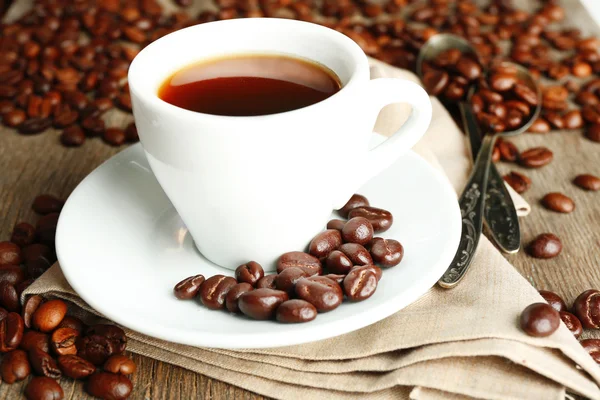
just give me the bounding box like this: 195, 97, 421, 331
56, 134, 461, 349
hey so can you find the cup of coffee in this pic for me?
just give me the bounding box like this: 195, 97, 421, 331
128, 18, 432, 271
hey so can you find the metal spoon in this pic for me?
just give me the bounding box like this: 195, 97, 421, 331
438, 61, 541, 288
416, 34, 522, 255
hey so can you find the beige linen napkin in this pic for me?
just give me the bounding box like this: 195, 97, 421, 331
24, 63, 599, 400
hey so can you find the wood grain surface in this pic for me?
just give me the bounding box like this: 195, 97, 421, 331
1, 0, 599, 398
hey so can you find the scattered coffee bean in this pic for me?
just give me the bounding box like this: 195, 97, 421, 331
587, 124, 600, 142
255, 274, 277, 289
326, 219, 346, 231
573, 289, 600, 329
563, 110, 584, 129
60, 126, 86, 147
341, 217, 374, 246
338, 194, 370, 218
338, 243, 373, 266
238, 288, 288, 320
19, 331, 50, 354
103, 128, 126, 146
309, 229, 342, 259
57, 316, 85, 333
275, 267, 309, 297
276, 299, 317, 323
32, 299, 67, 332
295, 276, 343, 312
0, 265, 26, 286
57, 355, 95, 379
0, 312, 24, 352
580, 339, 600, 364
277, 252, 322, 276
541, 193, 575, 213
25, 376, 64, 400
574, 174, 600, 191
104, 355, 136, 375
32, 194, 64, 215
0, 242, 22, 266
85, 324, 127, 355
519, 147, 553, 168
538, 290, 566, 313
22, 295, 43, 328
0, 281, 20, 312
76, 335, 115, 366
86, 372, 133, 400
325, 250, 354, 275
520, 302, 560, 337
29, 348, 61, 379
235, 261, 264, 286
199, 275, 237, 310
498, 140, 520, 162
11, 222, 36, 247
527, 118, 550, 133
225, 282, 253, 314
559, 311, 583, 338
347, 207, 393, 233
1, 349, 31, 383
51, 327, 79, 356
343, 267, 378, 301
369, 238, 403, 267
173, 274, 205, 300
526, 233, 562, 259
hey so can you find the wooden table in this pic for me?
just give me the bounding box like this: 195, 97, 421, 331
1, 0, 599, 398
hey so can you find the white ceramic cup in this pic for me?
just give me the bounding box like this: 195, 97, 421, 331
128, 18, 432, 271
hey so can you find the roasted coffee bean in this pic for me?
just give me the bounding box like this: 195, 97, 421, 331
338, 194, 370, 218
275, 267, 309, 297
32, 194, 63, 215
53, 106, 78, 128
173, 274, 205, 300
276, 299, 317, 323
15, 279, 34, 297
225, 283, 253, 314
341, 217, 374, 246
256, 274, 277, 289
326, 219, 346, 231
543, 112, 564, 129
81, 116, 105, 137
573, 289, 600, 329
85, 325, 127, 355
561, 110, 583, 130
277, 252, 322, 276
238, 288, 288, 320
325, 250, 354, 275
0, 282, 20, 312
498, 140, 520, 162
0, 265, 26, 286
199, 275, 237, 310
527, 233, 562, 259
60, 126, 86, 147
576, 91, 599, 106
587, 124, 600, 142
513, 83, 538, 106
36, 213, 59, 246
104, 355, 136, 376
347, 207, 393, 233
57, 355, 95, 379
520, 303, 560, 337
560, 311, 583, 338
235, 261, 264, 286
32, 299, 67, 333
0, 312, 24, 352
295, 276, 343, 312
541, 193, 575, 213
581, 339, 600, 364
103, 128, 126, 146
18, 118, 52, 134
22, 295, 43, 328
1, 349, 31, 383
25, 376, 64, 400
51, 328, 79, 356
19, 331, 50, 354
519, 147, 553, 168
574, 174, 600, 191
29, 348, 61, 379
309, 229, 342, 259
11, 222, 36, 247
344, 267, 378, 301
490, 73, 517, 92
423, 70, 449, 96
76, 335, 115, 366
538, 290, 566, 313
22, 244, 53, 267
527, 118, 550, 133
338, 243, 373, 266
0, 242, 22, 266
456, 57, 482, 81
86, 372, 133, 400
26, 260, 51, 280
369, 237, 403, 267
57, 316, 85, 333
124, 122, 139, 142
4, 110, 27, 127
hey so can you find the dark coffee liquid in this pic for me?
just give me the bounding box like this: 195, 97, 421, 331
158, 54, 341, 116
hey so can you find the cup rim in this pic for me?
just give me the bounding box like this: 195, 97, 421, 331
127, 18, 369, 121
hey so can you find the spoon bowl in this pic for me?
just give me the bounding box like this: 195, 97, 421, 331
416, 34, 480, 81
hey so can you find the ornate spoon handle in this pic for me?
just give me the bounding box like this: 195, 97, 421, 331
438, 134, 497, 288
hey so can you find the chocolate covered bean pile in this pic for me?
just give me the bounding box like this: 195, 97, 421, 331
174, 194, 404, 323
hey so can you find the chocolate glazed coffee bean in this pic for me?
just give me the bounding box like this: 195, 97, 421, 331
308, 229, 342, 259
559, 312, 583, 338
325, 250, 354, 275
275, 267, 309, 297
520, 303, 560, 337
86, 372, 133, 400
323, 274, 345, 285
352, 265, 383, 282
580, 339, 600, 364
235, 261, 264, 286
338, 194, 370, 218
347, 207, 393, 233
344, 267, 378, 301
538, 290, 567, 313
225, 283, 253, 314
541, 193, 575, 213
277, 252, 322, 276
276, 300, 317, 323
11, 222, 36, 247
326, 219, 346, 232
295, 276, 343, 312
1, 349, 31, 383
57, 355, 95, 379
369, 238, 404, 267
199, 275, 237, 310
341, 217, 374, 246
29, 348, 61, 379
25, 376, 64, 400
256, 274, 277, 289
338, 243, 373, 266
0, 242, 22, 266
173, 274, 205, 300
527, 233, 562, 259
238, 289, 288, 320
573, 289, 600, 329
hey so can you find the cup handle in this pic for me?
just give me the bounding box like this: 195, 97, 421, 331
333, 78, 432, 209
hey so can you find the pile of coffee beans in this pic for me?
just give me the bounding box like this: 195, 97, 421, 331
421, 49, 482, 101
174, 194, 403, 323
521, 289, 600, 364
0, 193, 136, 399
